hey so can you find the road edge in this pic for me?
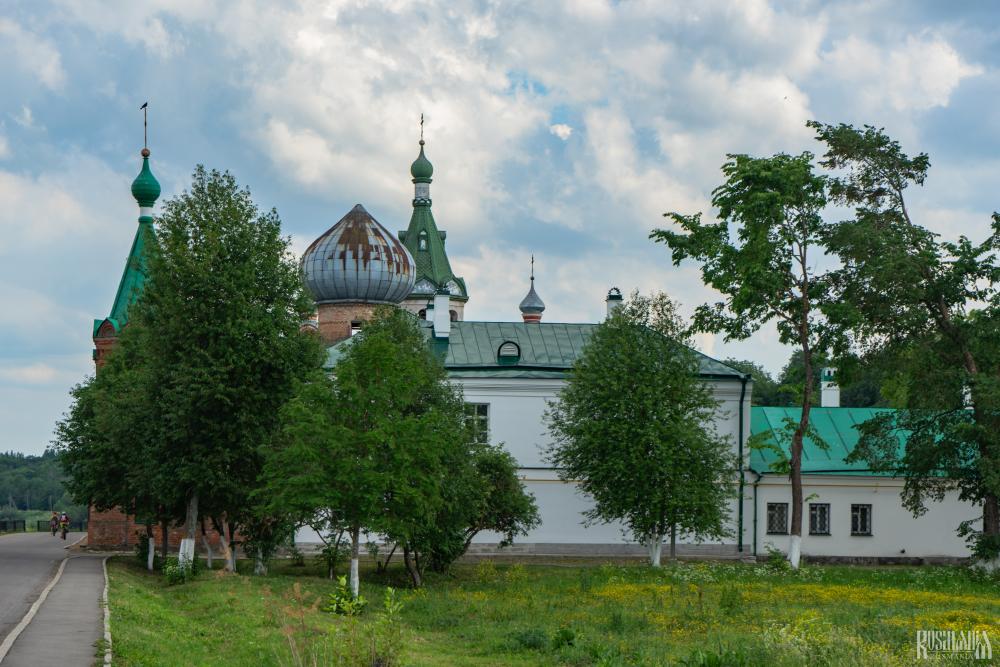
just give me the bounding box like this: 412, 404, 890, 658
0, 556, 69, 663
102, 556, 112, 666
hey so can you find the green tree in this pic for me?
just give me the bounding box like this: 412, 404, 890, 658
722, 359, 781, 406
811, 122, 1000, 562
546, 292, 735, 566
652, 153, 832, 568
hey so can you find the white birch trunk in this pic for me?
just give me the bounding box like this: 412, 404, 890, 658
648, 536, 663, 567
788, 534, 802, 569
201, 533, 213, 570
179, 492, 198, 568
349, 525, 361, 598
220, 520, 234, 573
147, 535, 155, 571
254, 552, 267, 576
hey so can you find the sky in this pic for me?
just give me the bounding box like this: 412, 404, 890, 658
1, 0, 998, 455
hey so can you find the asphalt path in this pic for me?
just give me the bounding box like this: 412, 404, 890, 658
0, 532, 86, 656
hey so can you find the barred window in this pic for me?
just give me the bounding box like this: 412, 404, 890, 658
766, 502, 788, 535
851, 504, 872, 536
809, 503, 831, 535
464, 403, 489, 444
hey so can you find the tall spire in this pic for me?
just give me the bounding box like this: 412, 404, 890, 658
519, 255, 545, 323
131, 103, 160, 222
399, 122, 468, 308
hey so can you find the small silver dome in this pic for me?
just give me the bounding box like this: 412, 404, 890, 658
301, 204, 416, 304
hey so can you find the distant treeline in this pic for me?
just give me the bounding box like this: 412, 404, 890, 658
0, 449, 77, 513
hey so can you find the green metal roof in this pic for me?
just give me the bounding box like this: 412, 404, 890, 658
326, 320, 746, 379
93, 221, 153, 337
750, 406, 905, 476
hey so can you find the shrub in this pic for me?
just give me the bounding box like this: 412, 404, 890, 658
718, 585, 744, 613
551, 625, 576, 649
764, 545, 791, 572
323, 576, 367, 616
162, 558, 194, 586
511, 628, 548, 651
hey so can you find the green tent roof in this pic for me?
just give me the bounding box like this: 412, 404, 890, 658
93, 221, 153, 337
326, 320, 746, 379
750, 406, 906, 476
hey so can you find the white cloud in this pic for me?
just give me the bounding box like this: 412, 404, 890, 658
0, 363, 58, 384
824, 33, 983, 112
0, 19, 66, 90
0, 133, 8, 159
13, 107, 35, 129
549, 124, 573, 140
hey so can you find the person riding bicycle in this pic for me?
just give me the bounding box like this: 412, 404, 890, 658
49, 512, 59, 537
59, 512, 70, 540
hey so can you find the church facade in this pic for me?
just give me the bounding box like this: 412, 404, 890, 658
91, 139, 979, 562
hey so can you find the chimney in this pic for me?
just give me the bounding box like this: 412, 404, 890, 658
606, 287, 623, 319
432, 289, 451, 339
820, 367, 840, 408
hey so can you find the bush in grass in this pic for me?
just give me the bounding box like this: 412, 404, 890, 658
764, 545, 791, 572
551, 625, 576, 649
323, 576, 367, 616
162, 558, 194, 586
511, 628, 548, 651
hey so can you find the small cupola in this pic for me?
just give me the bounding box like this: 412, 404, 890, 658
131, 147, 161, 220
519, 255, 545, 323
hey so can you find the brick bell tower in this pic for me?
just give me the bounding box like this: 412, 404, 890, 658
87, 144, 161, 548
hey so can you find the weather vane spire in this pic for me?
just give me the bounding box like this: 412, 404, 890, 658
140, 101, 149, 150
419, 113, 424, 145
530, 254, 535, 281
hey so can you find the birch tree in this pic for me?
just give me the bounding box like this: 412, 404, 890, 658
546, 292, 734, 566
651, 153, 833, 568
811, 122, 1000, 566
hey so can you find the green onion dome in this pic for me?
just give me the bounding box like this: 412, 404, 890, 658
131, 148, 161, 208
410, 140, 434, 181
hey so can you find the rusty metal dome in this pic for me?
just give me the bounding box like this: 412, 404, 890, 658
301, 204, 416, 304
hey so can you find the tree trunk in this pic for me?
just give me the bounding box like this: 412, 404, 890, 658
254, 550, 267, 576
145, 522, 155, 571
219, 518, 234, 573
648, 536, 662, 567
159, 518, 169, 561
200, 519, 213, 570
670, 524, 677, 560
349, 525, 361, 598
788, 342, 813, 570
403, 545, 422, 588
983, 492, 1000, 569
178, 492, 198, 567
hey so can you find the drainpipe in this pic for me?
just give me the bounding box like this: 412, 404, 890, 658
737, 374, 748, 553
752, 470, 762, 557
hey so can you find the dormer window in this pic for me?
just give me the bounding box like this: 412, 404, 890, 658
418, 231, 428, 251
497, 341, 520, 364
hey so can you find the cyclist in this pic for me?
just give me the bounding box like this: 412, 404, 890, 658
59, 512, 70, 540
49, 512, 59, 536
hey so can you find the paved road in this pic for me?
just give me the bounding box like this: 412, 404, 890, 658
0, 532, 102, 666
0, 532, 82, 641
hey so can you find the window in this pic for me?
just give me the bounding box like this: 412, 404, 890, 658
809, 503, 831, 535
464, 403, 489, 444
497, 341, 520, 364
766, 503, 788, 534
418, 309, 427, 320
418, 231, 428, 251
350, 321, 363, 336
449, 310, 458, 322
851, 504, 872, 536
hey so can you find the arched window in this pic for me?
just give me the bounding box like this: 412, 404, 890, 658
418, 309, 427, 320
418, 231, 428, 251
449, 310, 458, 322
497, 341, 520, 364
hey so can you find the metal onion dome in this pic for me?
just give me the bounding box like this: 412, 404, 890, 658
301, 204, 416, 304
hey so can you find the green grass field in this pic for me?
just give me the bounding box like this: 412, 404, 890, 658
106, 556, 1000, 666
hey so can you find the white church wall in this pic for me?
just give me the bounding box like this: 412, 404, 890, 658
753, 475, 978, 559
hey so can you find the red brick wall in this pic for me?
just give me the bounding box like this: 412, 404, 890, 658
87, 506, 232, 551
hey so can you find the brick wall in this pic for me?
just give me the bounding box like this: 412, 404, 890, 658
87, 506, 232, 552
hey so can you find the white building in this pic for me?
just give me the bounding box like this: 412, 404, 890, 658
294, 139, 978, 562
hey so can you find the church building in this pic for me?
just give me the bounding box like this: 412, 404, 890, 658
89, 137, 979, 562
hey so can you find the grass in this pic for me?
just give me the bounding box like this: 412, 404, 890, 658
106, 556, 1000, 666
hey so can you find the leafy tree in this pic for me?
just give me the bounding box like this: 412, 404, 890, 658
811, 121, 1000, 562
546, 292, 735, 566
0, 450, 82, 515
652, 152, 833, 568
722, 359, 781, 406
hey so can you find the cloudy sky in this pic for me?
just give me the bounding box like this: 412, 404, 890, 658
1, 1, 997, 454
